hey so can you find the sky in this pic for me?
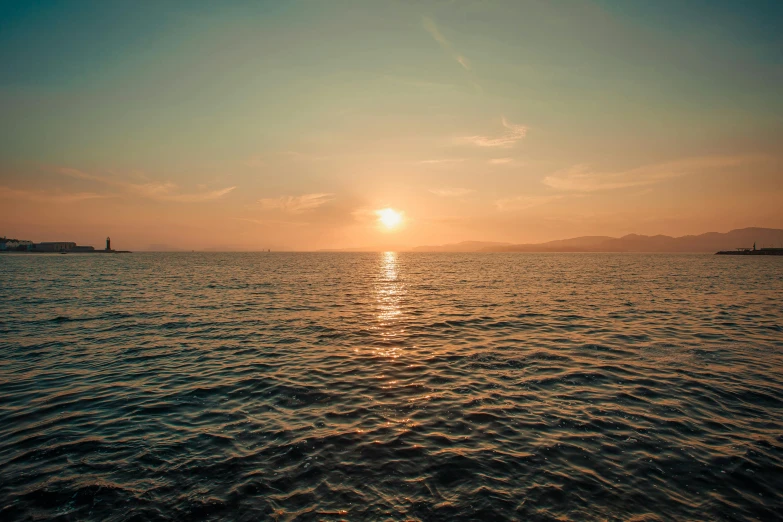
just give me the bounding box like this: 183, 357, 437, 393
1, 0, 782, 251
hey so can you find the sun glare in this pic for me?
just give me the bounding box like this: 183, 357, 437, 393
376, 208, 403, 230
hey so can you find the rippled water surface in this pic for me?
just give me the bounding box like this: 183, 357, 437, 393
1, 253, 782, 521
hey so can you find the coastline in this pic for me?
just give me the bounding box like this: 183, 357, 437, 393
0, 251, 132, 254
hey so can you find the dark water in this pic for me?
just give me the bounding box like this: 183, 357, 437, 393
1, 253, 782, 521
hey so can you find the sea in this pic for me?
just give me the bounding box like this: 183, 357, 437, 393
1, 252, 782, 521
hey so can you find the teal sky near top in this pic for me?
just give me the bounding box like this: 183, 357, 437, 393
2, 1, 782, 250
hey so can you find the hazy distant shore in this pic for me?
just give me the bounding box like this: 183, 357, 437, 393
319, 227, 783, 253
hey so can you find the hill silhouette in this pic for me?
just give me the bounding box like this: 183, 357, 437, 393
411, 228, 783, 253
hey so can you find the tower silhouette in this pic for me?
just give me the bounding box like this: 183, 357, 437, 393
106, 237, 111, 251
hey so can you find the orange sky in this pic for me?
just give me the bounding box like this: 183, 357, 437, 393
2, 2, 782, 250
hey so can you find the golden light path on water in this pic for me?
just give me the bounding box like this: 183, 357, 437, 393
373, 251, 406, 358
370, 251, 418, 436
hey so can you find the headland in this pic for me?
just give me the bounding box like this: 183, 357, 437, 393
0, 236, 131, 254
715, 247, 783, 255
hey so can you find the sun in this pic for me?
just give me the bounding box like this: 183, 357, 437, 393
376, 208, 403, 230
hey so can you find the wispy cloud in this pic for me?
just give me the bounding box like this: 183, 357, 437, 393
495, 194, 566, 211
430, 187, 474, 197
489, 157, 514, 165
543, 155, 762, 192
259, 193, 334, 213
0, 185, 110, 203
419, 158, 466, 165
162, 186, 236, 202
58, 168, 235, 202
456, 55, 470, 70
465, 117, 527, 147
422, 17, 470, 71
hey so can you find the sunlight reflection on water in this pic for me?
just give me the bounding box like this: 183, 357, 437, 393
373, 252, 406, 358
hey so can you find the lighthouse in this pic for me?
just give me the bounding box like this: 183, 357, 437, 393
106, 237, 111, 251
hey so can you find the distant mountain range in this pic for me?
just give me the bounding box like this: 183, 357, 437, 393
411, 228, 783, 253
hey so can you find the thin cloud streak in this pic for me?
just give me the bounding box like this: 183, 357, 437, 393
0, 185, 111, 203
419, 158, 466, 165
422, 17, 470, 71
543, 155, 764, 192
58, 168, 235, 202
465, 117, 528, 147
259, 193, 335, 213
165, 186, 236, 202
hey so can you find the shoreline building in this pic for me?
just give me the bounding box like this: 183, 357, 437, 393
1, 235, 129, 253
32, 242, 95, 252
0, 238, 34, 251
